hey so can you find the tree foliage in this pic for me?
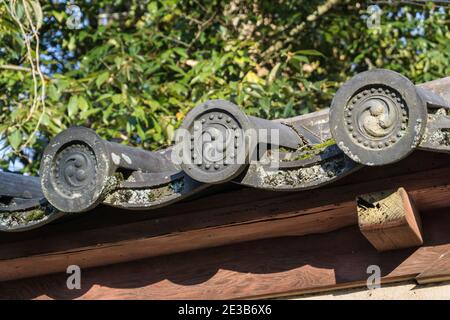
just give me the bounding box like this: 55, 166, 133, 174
0, 0, 449, 174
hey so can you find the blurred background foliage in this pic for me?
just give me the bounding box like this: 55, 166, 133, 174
0, 0, 449, 174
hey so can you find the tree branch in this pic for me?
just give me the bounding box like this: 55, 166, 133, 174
0, 64, 52, 81
261, 0, 342, 60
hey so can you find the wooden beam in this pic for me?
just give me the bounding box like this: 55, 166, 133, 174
1, 207, 450, 299
1, 151, 450, 282
416, 251, 450, 284
357, 187, 423, 251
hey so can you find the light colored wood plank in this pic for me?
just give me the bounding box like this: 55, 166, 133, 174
357, 187, 423, 251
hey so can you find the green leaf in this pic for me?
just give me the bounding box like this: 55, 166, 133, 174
283, 101, 294, 118
53, 10, 65, 23
165, 124, 175, 143
41, 112, 50, 126
147, 1, 158, 15
112, 94, 123, 105
29, 1, 43, 30
294, 50, 324, 57
47, 84, 61, 101
96, 93, 113, 102
267, 62, 281, 86
78, 96, 89, 112
13, 2, 24, 20
68, 96, 79, 117
80, 108, 100, 120
8, 129, 22, 151
68, 36, 76, 51
136, 123, 146, 141
96, 72, 110, 88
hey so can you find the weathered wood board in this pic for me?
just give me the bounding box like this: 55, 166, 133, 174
357, 187, 423, 251
0, 151, 450, 290
0, 207, 449, 299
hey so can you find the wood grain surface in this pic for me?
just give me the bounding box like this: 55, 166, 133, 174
1, 151, 450, 295
0, 207, 449, 299
416, 250, 450, 284
357, 187, 424, 251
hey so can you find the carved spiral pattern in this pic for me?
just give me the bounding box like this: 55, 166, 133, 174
53, 143, 97, 196
345, 86, 408, 149
189, 110, 244, 174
